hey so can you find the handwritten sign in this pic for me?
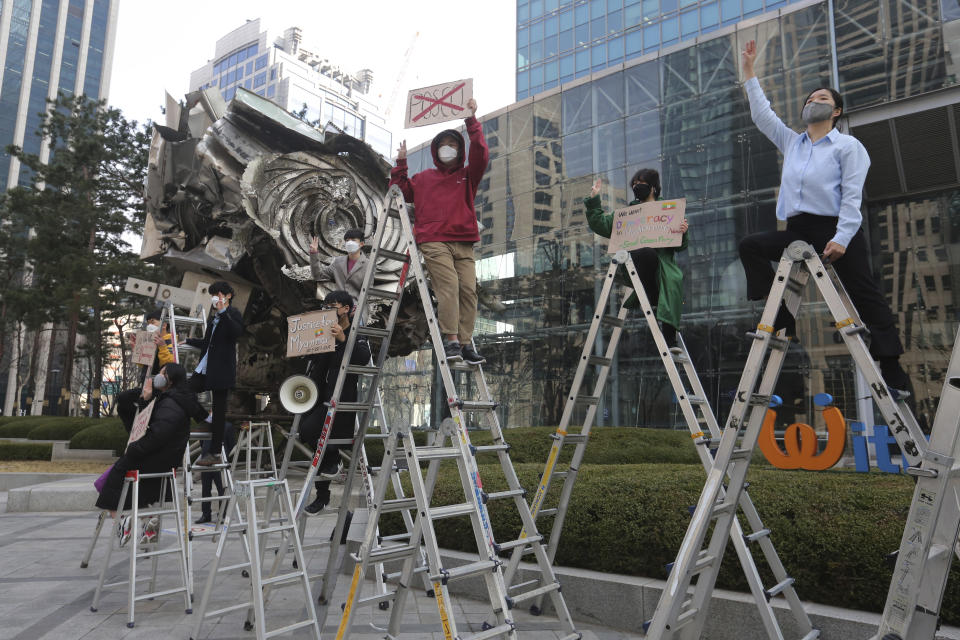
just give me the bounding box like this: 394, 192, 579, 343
286, 310, 337, 357
126, 399, 155, 452
404, 78, 473, 129
607, 199, 687, 253
132, 331, 157, 366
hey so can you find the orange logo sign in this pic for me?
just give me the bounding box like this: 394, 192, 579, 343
758, 399, 846, 471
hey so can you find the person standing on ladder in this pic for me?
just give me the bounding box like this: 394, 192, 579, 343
186, 282, 244, 466
389, 97, 489, 365
738, 40, 911, 394
309, 227, 368, 300
299, 290, 371, 516
583, 169, 689, 348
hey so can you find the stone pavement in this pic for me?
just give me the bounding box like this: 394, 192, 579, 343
0, 499, 641, 640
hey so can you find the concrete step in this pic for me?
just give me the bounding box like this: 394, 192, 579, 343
7, 476, 99, 512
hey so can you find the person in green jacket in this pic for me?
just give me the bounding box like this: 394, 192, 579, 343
584, 168, 689, 348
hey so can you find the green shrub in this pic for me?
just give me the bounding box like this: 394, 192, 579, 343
70, 422, 128, 455
0, 442, 53, 460
0, 417, 51, 438
28, 417, 120, 441
380, 462, 960, 624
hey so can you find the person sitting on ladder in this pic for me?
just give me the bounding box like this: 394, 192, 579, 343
583, 170, 689, 348
117, 309, 175, 432
389, 97, 489, 365
738, 40, 911, 394
96, 363, 205, 546
299, 290, 371, 516
309, 227, 367, 300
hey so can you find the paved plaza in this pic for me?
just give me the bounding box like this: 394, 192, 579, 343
0, 488, 641, 640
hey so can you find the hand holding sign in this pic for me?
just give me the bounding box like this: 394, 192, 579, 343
590, 177, 602, 198
286, 310, 338, 357
607, 199, 688, 253
405, 78, 474, 129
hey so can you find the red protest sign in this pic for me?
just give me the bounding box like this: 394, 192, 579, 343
404, 78, 474, 129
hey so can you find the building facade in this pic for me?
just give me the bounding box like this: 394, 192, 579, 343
0, 0, 118, 189
385, 0, 960, 438
188, 19, 392, 157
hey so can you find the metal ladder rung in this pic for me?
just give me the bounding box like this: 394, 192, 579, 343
587, 355, 612, 367
472, 444, 510, 454
744, 528, 771, 543
356, 326, 391, 338
264, 619, 317, 639
493, 535, 542, 553
172, 315, 205, 326
206, 601, 254, 617
430, 503, 476, 520
675, 602, 699, 628
189, 462, 231, 471
764, 577, 795, 600
357, 590, 397, 608
380, 532, 412, 542
687, 395, 707, 405
509, 578, 541, 592
730, 448, 753, 460
460, 623, 517, 640
415, 446, 461, 460
260, 571, 305, 587
457, 400, 497, 411
345, 364, 381, 375
132, 586, 187, 602
508, 580, 560, 605
136, 507, 179, 518
537, 508, 558, 517
574, 395, 600, 405
431, 559, 500, 584
136, 547, 185, 560
366, 288, 400, 301
483, 488, 525, 502
711, 502, 737, 518
671, 352, 691, 363
600, 315, 624, 327
375, 248, 411, 263
382, 497, 417, 513
562, 433, 588, 444
360, 544, 418, 564
333, 402, 372, 412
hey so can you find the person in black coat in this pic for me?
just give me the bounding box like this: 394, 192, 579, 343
299, 290, 371, 516
96, 363, 205, 516
186, 281, 244, 466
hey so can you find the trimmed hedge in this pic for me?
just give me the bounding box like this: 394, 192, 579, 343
379, 462, 960, 624
0, 441, 53, 460
70, 422, 129, 455
0, 416, 125, 441
0, 417, 52, 439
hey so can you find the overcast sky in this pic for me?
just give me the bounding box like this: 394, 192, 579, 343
109, 0, 517, 153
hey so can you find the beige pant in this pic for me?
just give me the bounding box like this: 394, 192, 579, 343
419, 241, 477, 344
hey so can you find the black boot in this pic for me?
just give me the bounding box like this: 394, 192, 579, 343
661, 323, 678, 349
772, 302, 797, 340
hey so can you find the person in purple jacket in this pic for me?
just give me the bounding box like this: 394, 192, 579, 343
739, 39, 910, 394
389, 97, 489, 366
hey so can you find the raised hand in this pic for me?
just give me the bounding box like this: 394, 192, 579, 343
590, 177, 602, 197
742, 39, 757, 79
466, 98, 477, 117
679, 219, 689, 233
396, 140, 407, 161
309, 235, 319, 253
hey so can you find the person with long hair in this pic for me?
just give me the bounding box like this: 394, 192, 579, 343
738, 40, 910, 393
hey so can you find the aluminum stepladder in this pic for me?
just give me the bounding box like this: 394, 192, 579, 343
189, 477, 320, 640
501, 249, 816, 640
645, 240, 927, 640
322, 186, 579, 639
231, 421, 279, 483
874, 326, 960, 640
90, 469, 192, 627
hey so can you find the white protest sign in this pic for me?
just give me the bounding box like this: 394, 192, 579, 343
286, 310, 338, 357
404, 78, 474, 129
131, 331, 157, 366
607, 199, 686, 253
126, 399, 155, 452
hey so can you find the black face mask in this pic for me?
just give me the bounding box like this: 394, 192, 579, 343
632, 183, 652, 201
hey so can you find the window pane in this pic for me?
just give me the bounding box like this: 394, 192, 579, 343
575, 48, 591, 73
561, 82, 592, 134
700, 1, 718, 27
560, 53, 575, 78
625, 60, 659, 114
594, 71, 625, 124
607, 9, 622, 33
591, 42, 607, 69
519, 25, 530, 47
545, 34, 559, 58
560, 28, 574, 51
625, 110, 661, 164
562, 129, 593, 178
662, 15, 678, 42
680, 9, 698, 37
560, 7, 574, 30
626, 28, 642, 58
625, 3, 643, 28
596, 119, 625, 171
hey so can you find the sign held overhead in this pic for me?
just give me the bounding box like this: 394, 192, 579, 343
607, 199, 687, 253
405, 78, 474, 129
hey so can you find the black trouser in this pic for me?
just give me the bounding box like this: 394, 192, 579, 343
299, 404, 354, 503
630, 248, 660, 307
188, 374, 229, 455
738, 213, 903, 358
117, 388, 141, 433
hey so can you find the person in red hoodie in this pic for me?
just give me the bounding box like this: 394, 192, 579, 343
389, 97, 489, 365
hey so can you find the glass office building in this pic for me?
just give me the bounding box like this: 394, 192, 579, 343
0, 0, 118, 189
516, 0, 808, 99
386, 0, 960, 438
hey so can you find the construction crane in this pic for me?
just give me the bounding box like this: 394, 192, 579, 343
383, 31, 419, 118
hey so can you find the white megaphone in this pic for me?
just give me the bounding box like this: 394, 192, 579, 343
278, 375, 318, 414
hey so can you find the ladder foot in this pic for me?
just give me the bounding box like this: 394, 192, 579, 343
244, 621, 254, 631
379, 601, 390, 610
89, 607, 97, 612
126, 622, 135, 629
80, 562, 88, 568
242, 569, 249, 578
530, 604, 542, 616
318, 594, 329, 605
185, 608, 192, 614
425, 589, 435, 598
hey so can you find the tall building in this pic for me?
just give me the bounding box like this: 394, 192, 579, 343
516, 0, 807, 99
386, 0, 960, 438
188, 19, 392, 157
0, 0, 119, 189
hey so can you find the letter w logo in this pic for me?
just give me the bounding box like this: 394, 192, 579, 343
758, 404, 847, 471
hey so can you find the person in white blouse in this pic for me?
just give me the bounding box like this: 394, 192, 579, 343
738, 39, 910, 394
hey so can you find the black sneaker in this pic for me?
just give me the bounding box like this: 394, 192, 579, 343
194, 454, 218, 467
194, 514, 213, 525
304, 497, 328, 517
443, 341, 463, 362
461, 344, 486, 365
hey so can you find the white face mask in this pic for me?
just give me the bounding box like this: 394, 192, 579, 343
437, 145, 458, 162
153, 373, 167, 390
344, 240, 361, 253
211, 295, 222, 305
145, 323, 160, 333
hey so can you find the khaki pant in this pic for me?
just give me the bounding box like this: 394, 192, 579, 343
419, 241, 477, 344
